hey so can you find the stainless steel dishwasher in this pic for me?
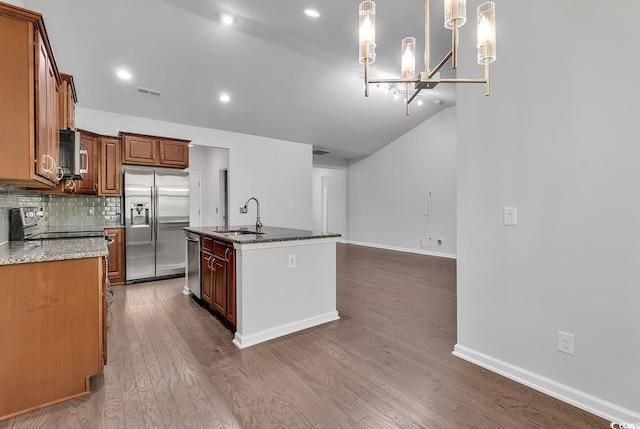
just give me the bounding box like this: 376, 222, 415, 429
185, 231, 201, 298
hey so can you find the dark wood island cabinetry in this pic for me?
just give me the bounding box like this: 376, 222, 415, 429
200, 236, 236, 328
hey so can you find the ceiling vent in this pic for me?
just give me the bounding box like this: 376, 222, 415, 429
313, 149, 330, 155
137, 87, 162, 97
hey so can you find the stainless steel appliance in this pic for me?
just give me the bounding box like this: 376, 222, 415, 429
59, 130, 88, 180
185, 231, 201, 298
123, 168, 189, 283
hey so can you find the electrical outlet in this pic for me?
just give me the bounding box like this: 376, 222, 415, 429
557, 331, 575, 355
88, 207, 95, 216
239, 207, 247, 214
504, 207, 518, 226
288, 254, 296, 269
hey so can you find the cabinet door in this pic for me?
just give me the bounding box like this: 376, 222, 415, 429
212, 255, 227, 316
201, 250, 213, 305
57, 77, 75, 130
35, 32, 50, 181
46, 54, 59, 183
76, 132, 98, 194
159, 139, 189, 168
123, 135, 158, 165
99, 137, 122, 196
106, 228, 125, 284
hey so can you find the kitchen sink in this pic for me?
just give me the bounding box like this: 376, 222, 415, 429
217, 230, 263, 236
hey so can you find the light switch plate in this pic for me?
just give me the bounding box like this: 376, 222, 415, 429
503, 207, 517, 226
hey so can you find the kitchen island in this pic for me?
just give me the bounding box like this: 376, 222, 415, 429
184, 226, 341, 348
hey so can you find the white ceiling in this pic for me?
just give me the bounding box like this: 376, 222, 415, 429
24, 0, 466, 159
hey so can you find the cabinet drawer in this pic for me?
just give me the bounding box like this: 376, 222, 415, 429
202, 237, 213, 252
213, 240, 227, 258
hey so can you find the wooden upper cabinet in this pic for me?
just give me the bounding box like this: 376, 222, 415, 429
76, 130, 99, 194
58, 74, 77, 130
36, 30, 61, 184
99, 137, 122, 195
0, 4, 61, 188
159, 139, 189, 168
121, 132, 190, 169
69, 131, 122, 197
122, 134, 158, 166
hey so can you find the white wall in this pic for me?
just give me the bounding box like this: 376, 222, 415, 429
347, 107, 457, 257
3, 0, 25, 6
77, 107, 313, 230
455, 1, 640, 422
312, 167, 347, 238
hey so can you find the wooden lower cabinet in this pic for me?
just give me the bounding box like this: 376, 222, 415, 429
212, 256, 227, 315
200, 237, 236, 328
105, 228, 125, 284
0, 257, 106, 420
201, 243, 213, 306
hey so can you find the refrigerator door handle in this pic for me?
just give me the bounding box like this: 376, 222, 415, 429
151, 183, 156, 244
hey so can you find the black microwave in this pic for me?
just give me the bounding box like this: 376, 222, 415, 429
59, 130, 87, 180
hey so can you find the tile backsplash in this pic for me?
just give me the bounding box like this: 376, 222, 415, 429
0, 185, 121, 243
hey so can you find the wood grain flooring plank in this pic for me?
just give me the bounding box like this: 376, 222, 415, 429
134, 291, 204, 429
117, 301, 147, 428
148, 294, 228, 428
126, 307, 167, 429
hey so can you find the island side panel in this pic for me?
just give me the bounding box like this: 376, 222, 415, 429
233, 239, 339, 348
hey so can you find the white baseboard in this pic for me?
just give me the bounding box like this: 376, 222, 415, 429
233, 311, 340, 349
453, 344, 640, 424
345, 240, 457, 259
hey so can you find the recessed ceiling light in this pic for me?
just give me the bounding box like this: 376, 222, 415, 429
304, 9, 320, 18
219, 94, 231, 102
117, 70, 132, 80
221, 13, 235, 25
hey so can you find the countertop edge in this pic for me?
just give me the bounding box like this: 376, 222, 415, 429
184, 226, 341, 245
0, 240, 109, 266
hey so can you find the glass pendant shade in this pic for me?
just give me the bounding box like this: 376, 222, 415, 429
401, 37, 416, 79
359, 1, 376, 64
476, 2, 496, 64
444, 0, 466, 29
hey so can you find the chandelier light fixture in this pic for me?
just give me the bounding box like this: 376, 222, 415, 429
359, 0, 496, 115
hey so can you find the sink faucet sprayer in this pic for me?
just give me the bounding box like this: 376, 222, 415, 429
241, 197, 262, 232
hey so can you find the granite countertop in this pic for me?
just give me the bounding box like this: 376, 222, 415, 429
184, 225, 341, 245
0, 238, 109, 266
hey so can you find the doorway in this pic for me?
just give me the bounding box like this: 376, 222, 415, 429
219, 168, 228, 228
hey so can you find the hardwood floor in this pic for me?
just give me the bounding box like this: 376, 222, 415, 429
1, 243, 608, 428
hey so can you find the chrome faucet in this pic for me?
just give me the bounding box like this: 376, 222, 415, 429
241, 197, 262, 232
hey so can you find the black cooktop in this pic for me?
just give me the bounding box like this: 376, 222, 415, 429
25, 230, 106, 240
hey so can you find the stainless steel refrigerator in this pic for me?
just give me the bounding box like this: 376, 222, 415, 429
123, 168, 189, 283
